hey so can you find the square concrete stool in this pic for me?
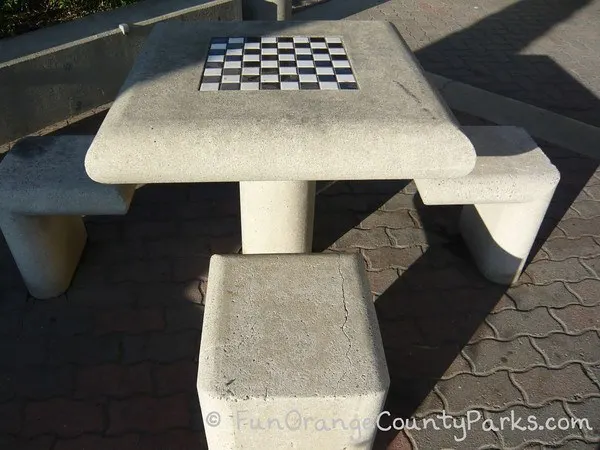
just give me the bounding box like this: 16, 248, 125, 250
0, 136, 134, 299
198, 254, 389, 449
415, 126, 560, 285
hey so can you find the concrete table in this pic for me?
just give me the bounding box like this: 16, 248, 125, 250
85, 20, 475, 254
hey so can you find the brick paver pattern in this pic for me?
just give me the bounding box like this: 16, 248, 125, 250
0, 112, 598, 449
295, 0, 600, 128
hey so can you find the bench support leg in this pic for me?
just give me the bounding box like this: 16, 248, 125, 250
240, 181, 315, 254
0, 213, 87, 299
459, 191, 555, 285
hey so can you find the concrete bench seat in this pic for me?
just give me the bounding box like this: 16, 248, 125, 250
0, 136, 135, 299
415, 126, 560, 285
197, 254, 389, 449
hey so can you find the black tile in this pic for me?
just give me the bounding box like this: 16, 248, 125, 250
225, 55, 242, 62
262, 67, 279, 75
262, 43, 277, 49
244, 49, 260, 55
297, 54, 314, 61
244, 61, 261, 68
220, 83, 240, 90
328, 42, 344, 48
261, 82, 281, 90
339, 82, 359, 90
227, 43, 244, 50
246, 37, 261, 43
262, 54, 278, 61
202, 76, 222, 83
205, 62, 224, 69
278, 37, 294, 43
317, 75, 337, 82
313, 48, 329, 54
300, 82, 320, 90
281, 74, 299, 82
335, 68, 353, 75
310, 37, 326, 43
279, 48, 294, 54
295, 42, 310, 48
332, 54, 349, 61
223, 68, 242, 76
315, 60, 333, 67
208, 49, 226, 56
279, 61, 297, 67
242, 75, 260, 83
298, 68, 316, 75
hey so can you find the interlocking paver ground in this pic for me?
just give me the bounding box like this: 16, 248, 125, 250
295, 0, 600, 128
0, 111, 598, 449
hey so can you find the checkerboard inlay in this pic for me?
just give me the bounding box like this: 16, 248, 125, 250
199, 36, 359, 91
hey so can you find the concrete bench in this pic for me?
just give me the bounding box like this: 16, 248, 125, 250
415, 126, 560, 285
197, 254, 389, 449
0, 136, 135, 299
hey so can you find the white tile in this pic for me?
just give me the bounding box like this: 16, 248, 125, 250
316, 67, 334, 75
319, 81, 339, 90
297, 60, 315, 68
261, 74, 279, 83
336, 74, 356, 83
207, 55, 225, 63
299, 74, 317, 83
243, 54, 260, 62
278, 42, 294, 49
261, 48, 278, 55
200, 83, 220, 91
293, 36, 310, 43
278, 54, 296, 61
295, 48, 312, 55
313, 54, 331, 61
310, 42, 327, 49
228, 37, 244, 44
281, 82, 300, 90
242, 67, 260, 76
222, 75, 240, 83
332, 60, 351, 68
261, 37, 277, 44
325, 37, 342, 44
241, 82, 260, 90
244, 42, 261, 50
210, 43, 227, 50
224, 61, 242, 69
329, 47, 346, 55
204, 68, 222, 76
280, 67, 297, 75
261, 60, 278, 68
226, 48, 243, 56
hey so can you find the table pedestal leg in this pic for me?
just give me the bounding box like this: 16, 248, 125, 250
239, 181, 315, 254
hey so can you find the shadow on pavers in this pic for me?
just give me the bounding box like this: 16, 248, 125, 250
313, 180, 411, 252
364, 187, 508, 449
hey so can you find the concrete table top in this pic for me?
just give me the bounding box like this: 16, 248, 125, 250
85, 20, 475, 184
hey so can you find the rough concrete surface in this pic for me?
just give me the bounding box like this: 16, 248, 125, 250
85, 20, 475, 184
0, 110, 598, 450
198, 253, 388, 448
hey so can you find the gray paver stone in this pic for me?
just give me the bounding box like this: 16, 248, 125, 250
532, 331, 600, 366
463, 337, 545, 374
507, 282, 579, 310
512, 365, 599, 405
437, 371, 524, 414
486, 308, 563, 339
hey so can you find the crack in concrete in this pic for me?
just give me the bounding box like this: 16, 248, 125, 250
393, 80, 437, 120
337, 254, 352, 389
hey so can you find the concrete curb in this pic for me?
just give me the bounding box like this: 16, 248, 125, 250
0, 0, 242, 147
427, 72, 600, 160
